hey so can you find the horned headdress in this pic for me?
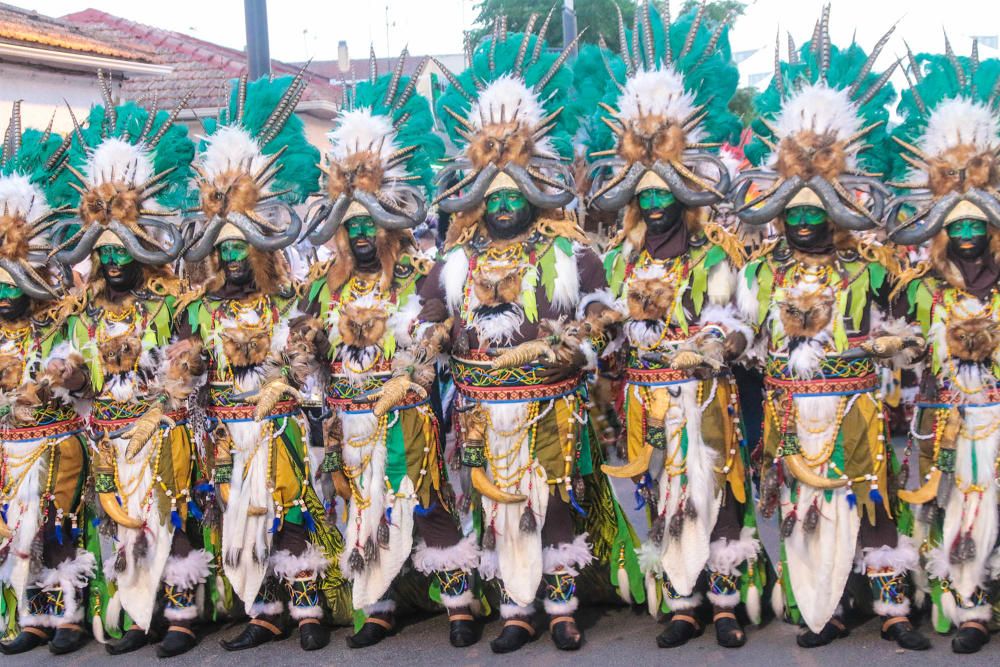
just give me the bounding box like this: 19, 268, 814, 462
55, 70, 194, 266
734, 6, 897, 231
0, 103, 71, 300
432, 10, 581, 219
306, 48, 443, 244
184, 70, 318, 261
885, 37, 1000, 245
586, 1, 741, 212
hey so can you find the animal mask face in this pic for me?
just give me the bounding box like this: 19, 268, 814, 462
0, 353, 22, 391
472, 266, 523, 307
946, 315, 1000, 363
626, 278, 676, 321
80, 181, 142, 227
200, 170, 260, 219
619, 118, 687, 165
99, 333, 142, 375
221, 327, 271, 367
927, 145, 999, 196
338, 303, 388, 348
777, 290, 835, 339
776, 130, 847, 181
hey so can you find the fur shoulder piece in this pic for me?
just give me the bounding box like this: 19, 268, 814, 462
702, 222, 748, 268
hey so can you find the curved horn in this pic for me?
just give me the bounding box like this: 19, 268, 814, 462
53, 221, 102, 265
228, 205, 302, 252
886, 191, 961, 245
110, 220, 180, 264
784, 453, 848, 489
306, 194, 349, 245
809, 177, 879, 231
837, 175, 890, 221
354, 190, 422, 230
898, 468, 940, 505
99, 492, 143, 529
600, 443, 653, 478
0, 258, 58, 300
963, 188, 1000, 228
590, 162, 645, 211
471, 466, 527, 503
503, 163, 575, 210
680, 153, 733, 200
437, 163, 499, 213
650, 160, 725, 207
733, 175, 804, 225
182, 215, 226, 261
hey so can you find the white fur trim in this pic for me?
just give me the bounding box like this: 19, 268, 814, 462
478, 548, 499, 581
439, 590, 474, 610
163, 602, 199, 621
249, 600, 284, 617
707, 530, 761, 576
441, 248, 470, 315
289, 603, 324, 620
636, 542, 664, 575
162, 549, 213, 589
549, 247, 581, 314
576, 287, 616, 320
411, 534, 479, 575
542, 534, 594, 576
666, 592, 703, 611
500, 602, 534, 619
26, 549, 95, 626
363, 599, 397, 615
707, 590, 739, 609
270, 543, 329, 580
543, 596, 579, 615
955, 603, 993, 623
873, 599, 911, 618
857, 537, 919, 575
770, 580, 785, 619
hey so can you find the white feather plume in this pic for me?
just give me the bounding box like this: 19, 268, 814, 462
0, 173, 48, 221
468, 75, 554, 157
920, 97, 1000, 157
774, 84, 862, 142
198, 126, 267, 183
86, 137, 155, 190
617, 68, 702, 141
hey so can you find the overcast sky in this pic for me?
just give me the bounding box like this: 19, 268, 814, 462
24, 0, 1000, 64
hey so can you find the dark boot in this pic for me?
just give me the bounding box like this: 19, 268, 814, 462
952, 622, 990, 654
220, 620, 284, 651
298, 620, 330, 651
489, 618, 535, 654
49, 624, 88, 655
346, 615, 394, 649
106, 628, 149, 655
549, 615, 583, 651
157, 626, 198, 658
448, 610, 478, 648
0, 628, 50, 655
656, 613, 702, 648
796, 618, 849, 648
434, 570, 477, 648
880, 617, 929, 651
713, 610, 746, 648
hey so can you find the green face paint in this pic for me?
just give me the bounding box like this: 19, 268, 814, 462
637, 188, 676, 211
97, 245, 134, 266
946, 218, 987, 240
346, 215, 377, 239
485, 189, 528, 215
785, 205, 827, 226
0, 283, 23, 300
218, 240, 250, 263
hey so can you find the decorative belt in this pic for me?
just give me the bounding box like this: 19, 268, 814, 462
451, 351, 581, 402
624, 367, 694, 385
765, 373, 878, 396
207, 400, 297, 422
0, 417, 85, 442
92, 399, 188, 429
765, 354, 875, 381
327, 361, 392, 402
917, 386, 1000, 407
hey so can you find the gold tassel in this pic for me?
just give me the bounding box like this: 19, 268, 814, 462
702, 222, 748, 268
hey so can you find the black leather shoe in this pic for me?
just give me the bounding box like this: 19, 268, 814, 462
346, 616, 394, 649
448, 617, 478, 648
220, 622, 283, 651
714, 612, 746, 648
299, 621, 330, 651
952, 622, 990, 654
656, 614, 702, 648
106, 628, 149, 655
49, 625, 88, 655
550, 617, 583, 651
157, 627, 198, 658
0, 629, 50, 655
880, 618, 930, 651
489, 620, 534, 654
796, 619, 848, 648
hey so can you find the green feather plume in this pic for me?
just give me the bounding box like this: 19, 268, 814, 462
1, 128, 76, 210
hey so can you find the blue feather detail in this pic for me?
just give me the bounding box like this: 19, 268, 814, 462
568, 488, 587, 517
91, 517, 102, 528
55, 523, 63, 545
385, 507, 392, 523
869, 488, 883, 505
194, 483, 214, 494
72, 527, 80, 540
170, 509, 182, 530
303, 509, 316, 533
634, 486, 646, 510
187, 500, 203, 521
847, 492, 857, 509
270, 517, 281, 534
414, 502, 435, 517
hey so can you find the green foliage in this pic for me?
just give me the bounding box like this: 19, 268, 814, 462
678, 0, 747, 22
728, 86, 756, 127
472, 0, 637, 53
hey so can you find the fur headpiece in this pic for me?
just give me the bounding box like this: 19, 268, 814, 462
584, 1, 741, 213
432, 11, 580, 214
735, 5, 896, 232
306, 48, 443, 244
886, 38, 1000, 246
56, 70, 194, 267
183, 69, 319, 261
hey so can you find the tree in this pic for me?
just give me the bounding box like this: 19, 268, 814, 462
471, 0, 637, 53
728, 86, 756, 127
678, 0, 747, 22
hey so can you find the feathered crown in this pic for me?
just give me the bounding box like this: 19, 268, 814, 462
307, 48, 444, 244
735, 5, 896, 231
432, 10, 581, 213
184, 69, 318, 261
0, 103, 70, 300
585, 1, 741, 211
55, 70, 194, 266
885, 36, 1000, 244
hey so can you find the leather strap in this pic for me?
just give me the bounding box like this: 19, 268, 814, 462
881, 616, 908, 632
365, 616, 394, 631
24, 626, 49, 639
549, 616, 576, 631
960, 621, 988, 634
829, 617, 846, 631
250, 618, 282, 636
505, 619, 535, 635
713, 611, 737, 622
167, 625, 196, 638
298, 618, 320, 626
56, 623, 83, 632
672, 613, 701, 630
449, 614, 475, 622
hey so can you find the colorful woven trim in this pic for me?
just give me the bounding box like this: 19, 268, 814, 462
91, 399, 187, 428
206, 400, 296, 422
764, 373, 877, 396
326, 366, 391, 401
455, 375, 579, 402
624, 366, 694, 386
765, 354, 875, 381
0, 417, 85, 441
917, 386, 1000, 407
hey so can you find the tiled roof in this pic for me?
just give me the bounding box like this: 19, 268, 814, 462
63, 9, 341, 111
0, 2, 154, 62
